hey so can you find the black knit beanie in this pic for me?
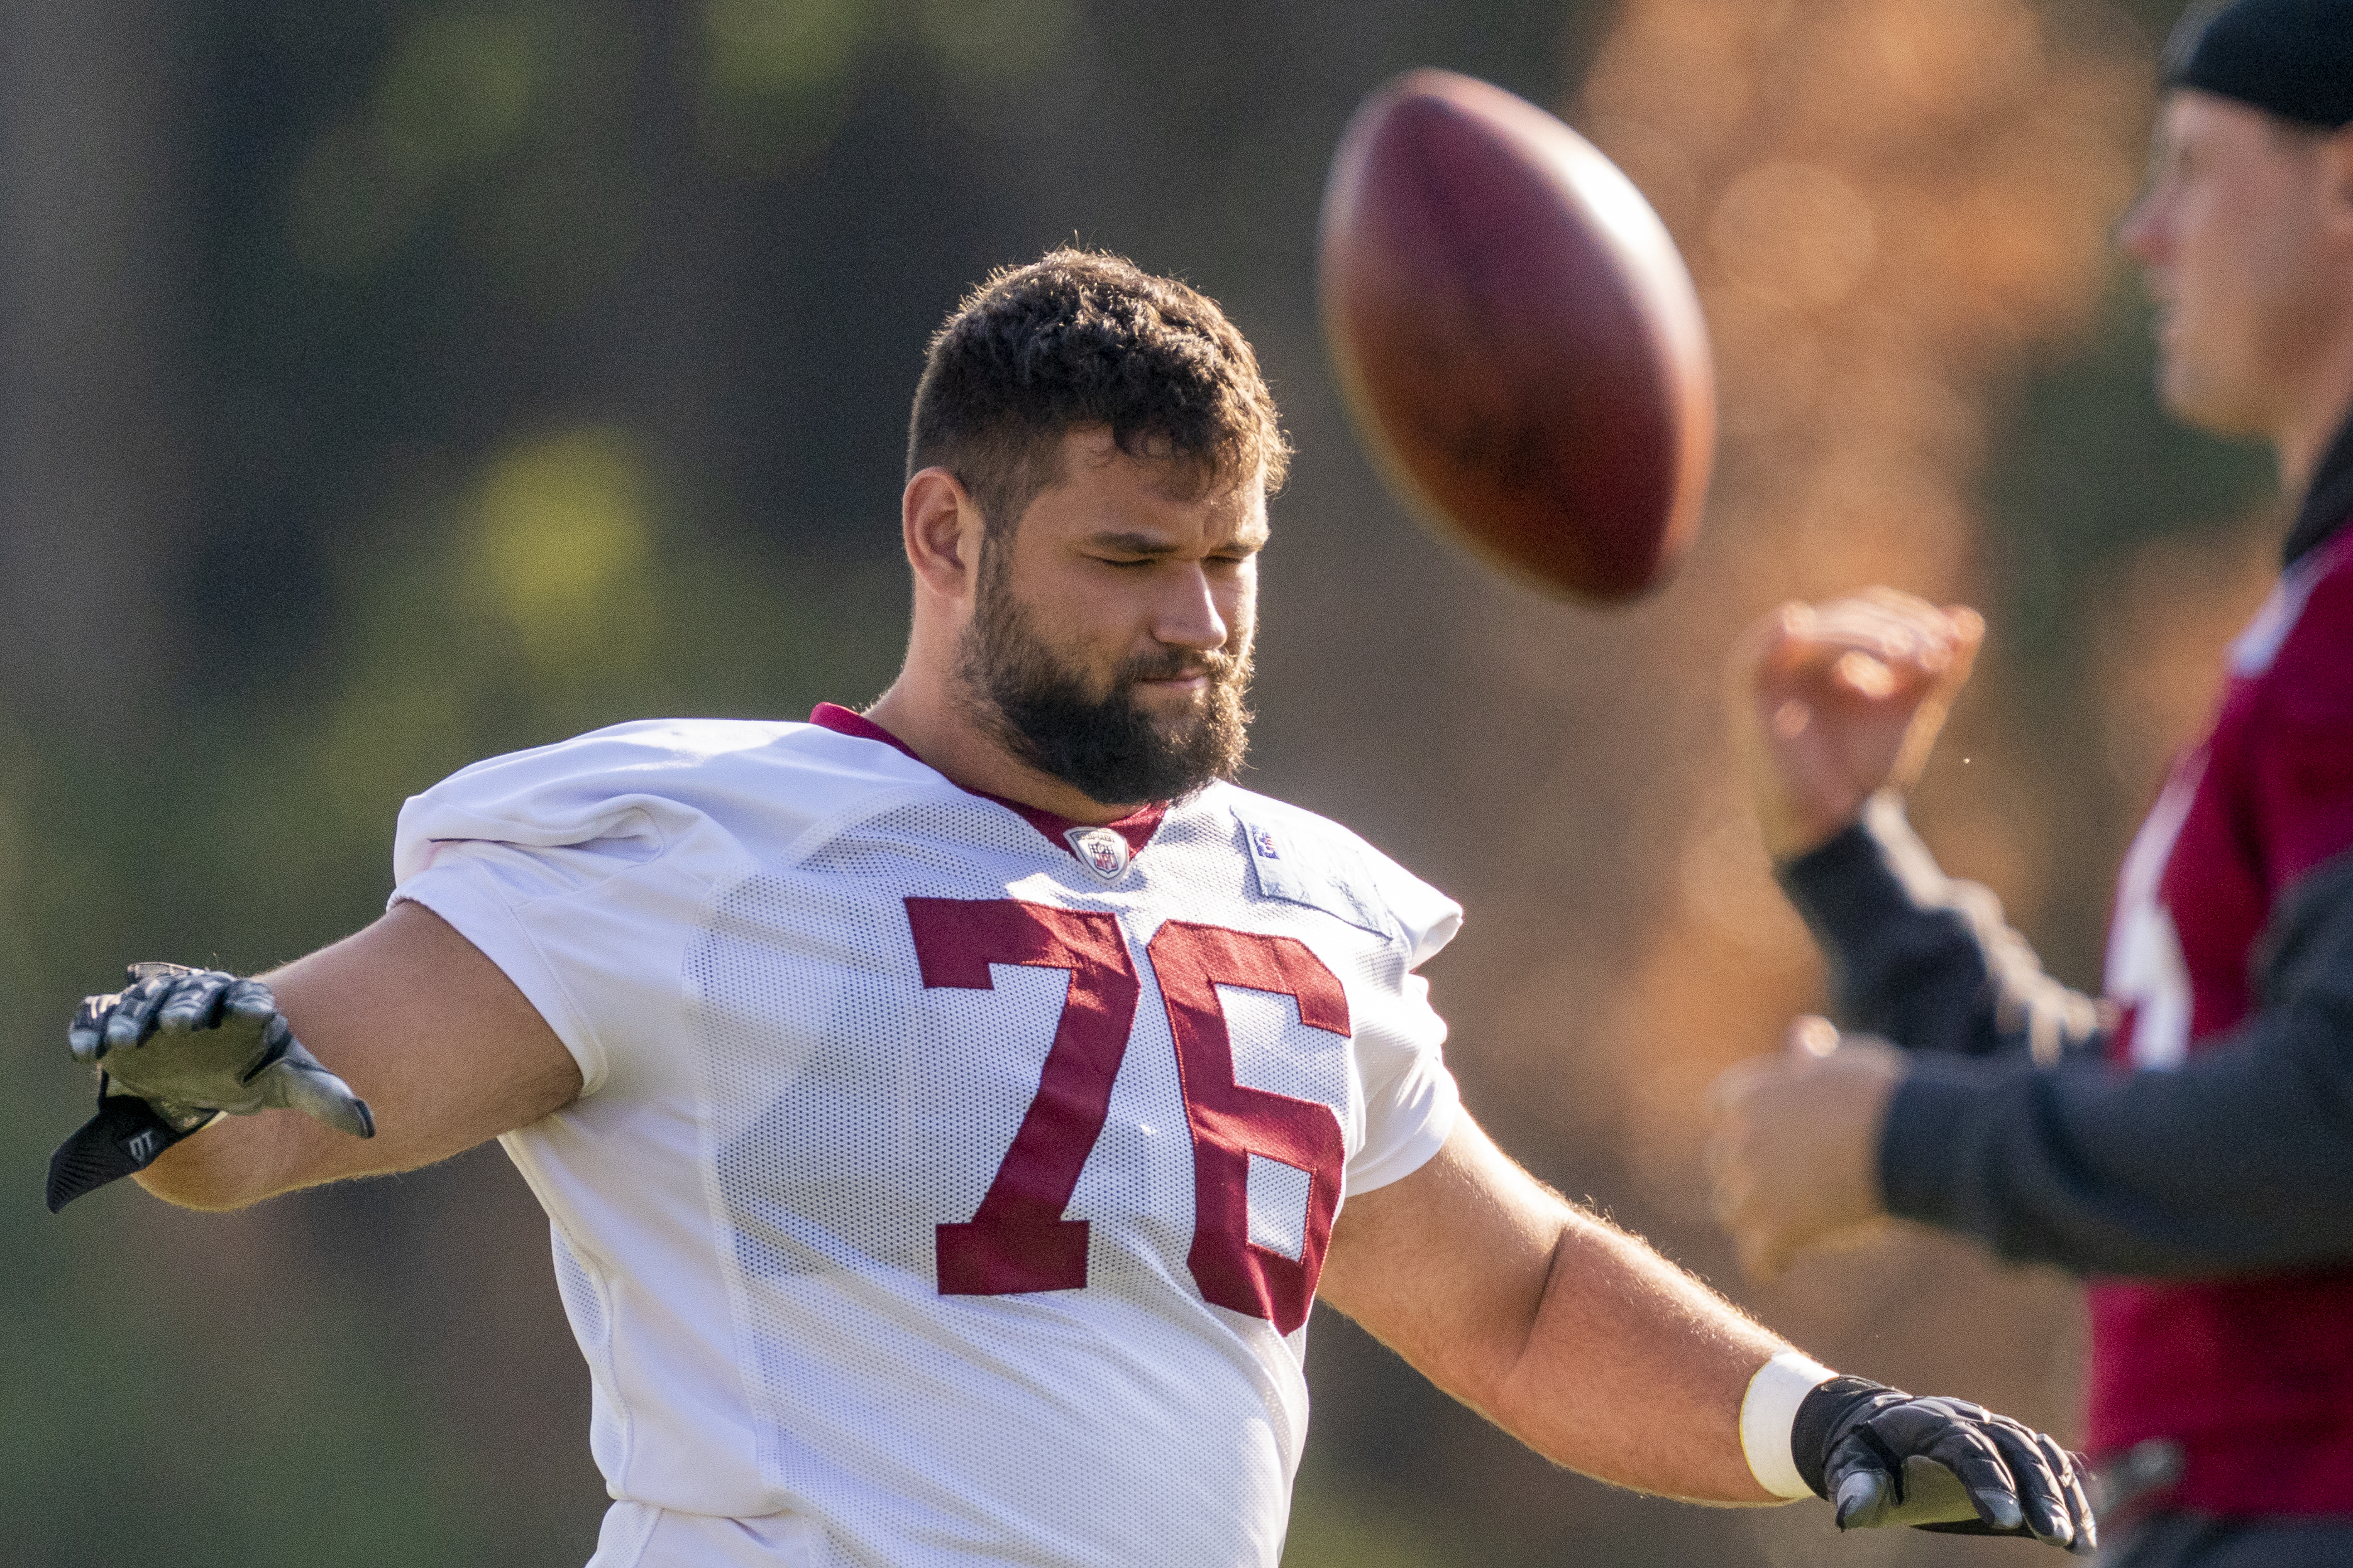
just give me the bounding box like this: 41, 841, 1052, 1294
2165, 0, 2353, 128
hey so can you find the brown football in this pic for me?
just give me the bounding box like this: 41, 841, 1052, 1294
1319, 70, 1714, 603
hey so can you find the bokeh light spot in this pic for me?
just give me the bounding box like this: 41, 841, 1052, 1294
471, 427, 656, 679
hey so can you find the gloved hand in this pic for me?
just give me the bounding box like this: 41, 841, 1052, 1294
1795, 1376, 2096, 1554
47, 963, 373, 1212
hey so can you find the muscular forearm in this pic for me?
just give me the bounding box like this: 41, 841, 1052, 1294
135, 933, 424, 1210
1325, 1119, 2093, 1545
136, 1110, 330, 1211
1488, 1208, 1783, 1501
1880, 852, 2353, 1276
129, 904, 580, 1210
1323, 1121, 1782, 1502
1780, 795, 2104, 1064
132, 924, 429, 1210
1492, 1210, 2096, 1543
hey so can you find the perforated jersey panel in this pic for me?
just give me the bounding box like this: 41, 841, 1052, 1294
553, 1228, 608, 1349
402, 723, 1462, 1567
678, 788, 1455, 1564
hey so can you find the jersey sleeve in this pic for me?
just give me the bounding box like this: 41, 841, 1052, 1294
1777, 793, 2107, 1064
1341, 836, 1465, 1195
1878, 845, 2353, 1275
388, 725, 753, 1097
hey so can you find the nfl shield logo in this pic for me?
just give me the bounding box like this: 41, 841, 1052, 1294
1251, 826, 1281, 860
1065, 826, 1132, 883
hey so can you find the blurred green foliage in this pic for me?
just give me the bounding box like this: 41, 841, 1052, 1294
1282, 1466, 1461, 1567
1989, 277, 2273, 656
1974, 268, 2274, 982
699, 0, 1083, 167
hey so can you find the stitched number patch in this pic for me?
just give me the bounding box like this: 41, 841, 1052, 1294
906, 898, 1142, 1296
1147, 921, 1348, 1335
906, 899, 1350, 1331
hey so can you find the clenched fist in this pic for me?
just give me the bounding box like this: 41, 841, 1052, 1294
1731, 589, 1983, 862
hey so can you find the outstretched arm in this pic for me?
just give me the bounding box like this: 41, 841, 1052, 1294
1318, 1116, 2091, 1549
1876, 847, 2353, 1276
1320, 1116, 1780, 1502
1780, 798, 2107, 1063
1706, 589, 2100, 1278
1712, 847, 2353, 1280
126, 901, 580, 1211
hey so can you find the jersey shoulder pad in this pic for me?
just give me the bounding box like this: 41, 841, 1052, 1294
1215, 786, 1463, 967
393, 717, 937, 883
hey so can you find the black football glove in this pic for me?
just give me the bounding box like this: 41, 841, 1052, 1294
46, 963, 373, 1212
1794, 1376, 2095, 1554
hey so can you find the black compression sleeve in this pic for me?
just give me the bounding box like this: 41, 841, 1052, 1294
1878, 849, 2353, 1276
1777, 794, 2105, 1063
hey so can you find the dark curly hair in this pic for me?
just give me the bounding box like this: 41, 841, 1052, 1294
905, 249, 1290, 540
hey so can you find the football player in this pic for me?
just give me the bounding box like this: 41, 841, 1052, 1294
1709, 2, 2353, 1564
55, 250, 2093, 1564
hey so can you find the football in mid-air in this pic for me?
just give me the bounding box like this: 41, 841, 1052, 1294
1319, 69, 1714, 603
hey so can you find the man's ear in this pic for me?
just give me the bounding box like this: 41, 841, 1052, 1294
903, 467, 988, 604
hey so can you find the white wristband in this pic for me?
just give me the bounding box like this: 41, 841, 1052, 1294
1740, 1349, 1837, 1500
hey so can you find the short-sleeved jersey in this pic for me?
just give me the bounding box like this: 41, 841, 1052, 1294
2096, 530, 2353, 1513
388, 707, 1463, 1566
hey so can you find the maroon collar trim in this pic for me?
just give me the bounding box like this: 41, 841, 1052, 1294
810, 702, 923, 764
807, 703, 1167, 858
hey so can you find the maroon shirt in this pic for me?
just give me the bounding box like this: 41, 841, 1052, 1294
2093, 530, 2353, 1511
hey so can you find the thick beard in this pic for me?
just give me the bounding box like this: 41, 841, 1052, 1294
957, 564, 1252, 809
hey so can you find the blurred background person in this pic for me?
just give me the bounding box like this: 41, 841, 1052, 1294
1710, 2, 2353, 1564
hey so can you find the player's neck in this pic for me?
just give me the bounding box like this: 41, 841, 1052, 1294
861, 677, 1151, 827
2276, 344, 2353, 502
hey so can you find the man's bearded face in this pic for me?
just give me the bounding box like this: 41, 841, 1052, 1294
957, 546, 1253, 807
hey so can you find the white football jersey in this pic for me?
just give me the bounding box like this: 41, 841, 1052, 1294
389, 708, 1463, 1567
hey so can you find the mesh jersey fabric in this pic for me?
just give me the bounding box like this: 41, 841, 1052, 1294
388, 716, 1463, 1567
